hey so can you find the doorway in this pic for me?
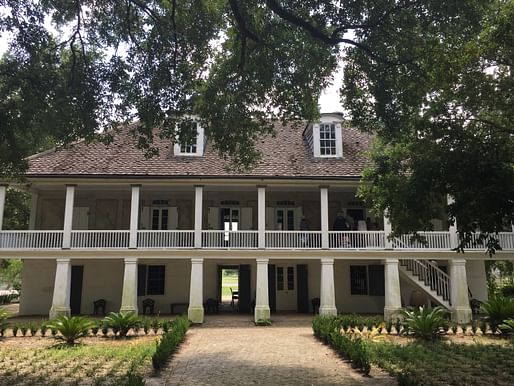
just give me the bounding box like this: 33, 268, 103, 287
218, 266, 239, 312
70, 265, 83, 315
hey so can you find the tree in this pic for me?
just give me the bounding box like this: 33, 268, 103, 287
0, 1, 512, 246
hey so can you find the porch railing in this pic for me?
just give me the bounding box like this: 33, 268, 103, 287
328, 231, 385, 249
0, 230, 63, 249
394, 232, 451, 249
265, 231, 322, 249
71, 231, 130, 249
138, 230, 194, 248
202, 230, 258, 249
400, 259, 451, 302
464, 232, 514, 250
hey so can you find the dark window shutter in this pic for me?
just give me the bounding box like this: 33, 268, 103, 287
137, 265, 147, 296
147, 265, 166, 295
368, 265, 385, 296
350, 266, 368, 295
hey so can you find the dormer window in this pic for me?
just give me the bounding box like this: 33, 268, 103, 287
319, 123, 337, 156
310, 115, 343, 158
174, 119, 205, 156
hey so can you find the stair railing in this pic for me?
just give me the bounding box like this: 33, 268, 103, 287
400, 259, 451, 303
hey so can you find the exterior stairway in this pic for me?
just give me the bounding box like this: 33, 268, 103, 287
399, 259, 452, 309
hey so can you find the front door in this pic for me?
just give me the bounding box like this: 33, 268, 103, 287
151, 207, 169, 230
276, 265, 296, 311
221, 207, 240, 231
276, 208, 295, 230
70, 265, 84, 315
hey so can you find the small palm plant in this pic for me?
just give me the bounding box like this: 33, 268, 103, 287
499, 318, 514, 336
0, 308, 10, 337
480, 295, 514, 333
47, 315, 94, 345
103, 312, 140, 338
401, 306, 449, 341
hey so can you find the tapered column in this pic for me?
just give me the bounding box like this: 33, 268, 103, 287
255, 258, 270, 322
188, 258, 204, 323
447, 195, 459, 249
320, 186, 329, 249
0, 184, 6, 230
319, 258, 337, 315
129, 185, 141, 249
49, 258, 72, 319
194, 186, 203, 248
448, 259, 472, 323
62, 185, 76, 249
120, 257, 139, 314
383, 213, 393, 249
258, 186, 266, 249
384, 259, 402, 320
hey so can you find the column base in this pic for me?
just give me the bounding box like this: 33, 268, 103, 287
254, 306, 271, 323
319, 306, 337, 316
49, 306, 71, 320
451, 307, 472, 324
188, 306, 204, 324
120, 306, 138, 315
384, 307, 402, 321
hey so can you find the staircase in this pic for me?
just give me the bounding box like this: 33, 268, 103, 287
399, 259, 451, 309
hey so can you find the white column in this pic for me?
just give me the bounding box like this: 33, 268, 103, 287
447, 195, 459, 249
49, 258, 72, 319
448, 259, 472, 323
194, 186, 203, 248
0, 184, 6, 230
28, 190, 39, 230
319, 258, 337, 315
188, 258, 204, 323
255, 258, 270, 322
258, 185, 266, 249
120, 257, 139, 314
320, 186, 329, 249
129, 185, 141, 249
383, 213, 393, 249
384, 258, 402, 320
62, 185, 76, 249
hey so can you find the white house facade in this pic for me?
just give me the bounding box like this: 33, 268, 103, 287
0, 113, 513, 324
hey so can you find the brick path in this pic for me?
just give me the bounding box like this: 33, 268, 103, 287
147, 314, 396, 386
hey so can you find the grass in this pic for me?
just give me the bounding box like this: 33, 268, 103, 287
0, 338, 155, 385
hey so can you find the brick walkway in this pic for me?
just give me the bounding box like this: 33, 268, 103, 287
147, 314, 396, 386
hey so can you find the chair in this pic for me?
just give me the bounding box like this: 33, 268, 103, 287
93, 299, 106, 315
230, 288, 239, 308
142, 298, 155, 315
311, 298, 320, 314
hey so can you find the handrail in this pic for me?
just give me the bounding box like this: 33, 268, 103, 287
328, 231, 385, 249
400, 259, 451, 302
0, 230, 64, 249
202, 230, 258, 249
265, 231, 322, 249
138, 230, 194, 248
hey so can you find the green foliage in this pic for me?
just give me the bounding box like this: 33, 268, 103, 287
401, 307, 449, 341
103, 311, 141, 338
0, 308, 10, 336
152, 316, 190, 371
46, 315, 95, 345
480, 295, 514, 332
0, 258, 23, 292
499, 319, 514, 336
312, 315, 343, 343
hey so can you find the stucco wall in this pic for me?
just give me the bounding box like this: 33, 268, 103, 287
19, 259, 55, 315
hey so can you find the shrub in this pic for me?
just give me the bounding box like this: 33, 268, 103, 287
103, 312, 141, 338
152, 316, 190, 370
401, 307, 449, 341
0, 308, 10, 336
40, 323, 48, 337
312, 315, 342, 343
480, 295, 514, 332
12, 324, 19, 337
501, 284, 514, 298
46, 315, 95, 345
28, 322, 38, 336
20, 324, 28, 336
499, 318, 514, 336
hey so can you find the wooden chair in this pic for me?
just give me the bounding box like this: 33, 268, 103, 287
230, 288, 239, 308
93, 299, 106, 315
142, 298, 155, 315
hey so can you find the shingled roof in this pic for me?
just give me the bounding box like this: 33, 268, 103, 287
26, 122, 372, 179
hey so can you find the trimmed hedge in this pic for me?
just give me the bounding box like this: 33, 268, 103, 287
152, 316, 190, 370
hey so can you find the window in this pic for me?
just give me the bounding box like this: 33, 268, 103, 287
174, 120, 204, 156
350, 266, 368, 295
350, 265, 385, 296
276, 266, 295, 291
277, 267, 284, 291
319, 123, 337, 156
151, 208, 169, 230
276, 208, 295, 230
137, 265, 165, 296
179, 121, 198, 154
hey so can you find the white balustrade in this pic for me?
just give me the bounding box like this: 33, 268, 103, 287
328, 231, 385, 249
265, 231, 322, 249
400, 259, 451, 302
202, 231, 258, 249
138, 230, 194, 248
464, 232, 514, 250
0, 231, 63, 249
498, 232, 514, 250
71, 231, 130, 249
394, 232, 451, 249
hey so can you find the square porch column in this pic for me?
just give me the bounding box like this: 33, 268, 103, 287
62, 185, 76, 249
257, 185, 266, 249
320, 186, 329, 249
120, 257, 139, 314
49, 258, 72, 319
319, 258, 337, 315
194, 185, 203, 248
188, 258, 204, 323
129, 185, 141, 249
255, 258, 270, 322
0, 184, 6, 230
448, 259, 472, 323
384, 258, 402, 320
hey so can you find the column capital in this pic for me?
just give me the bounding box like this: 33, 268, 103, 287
320, 258, 334, 265
257, 184, 267, 189
319, 185, 329, 190
124, 257, 138, 264
130, 184, 142, 188
383, 258, 399, 265
191, 258, 204, 264
448, 258, 466, 266
56, 258, 71, 264
256, 258, 269, 264
194, 184, 204, 189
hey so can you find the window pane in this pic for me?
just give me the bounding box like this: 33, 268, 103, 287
350, 266, 368, 295
287, 266, 294, 290
147, 265, 165, 295
161, 209, 169, 230
277, 267, 284, 291
152, 209, 160, 230
287, 210, 294, 230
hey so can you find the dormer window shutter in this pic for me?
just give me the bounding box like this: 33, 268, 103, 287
313, 123, 321, 157
335, 123, 343, 158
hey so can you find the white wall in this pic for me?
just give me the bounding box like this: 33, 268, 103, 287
466, 260, 488, 301
19, 259, 55, 315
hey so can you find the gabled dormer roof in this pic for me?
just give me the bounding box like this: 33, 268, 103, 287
26, 121, 372, 179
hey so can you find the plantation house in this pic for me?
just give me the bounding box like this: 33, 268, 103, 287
0, 113, 513, 324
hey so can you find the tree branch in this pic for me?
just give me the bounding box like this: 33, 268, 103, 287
228, 0, 261, 43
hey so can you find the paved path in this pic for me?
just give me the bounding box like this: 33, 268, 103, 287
148, 314, 396, 386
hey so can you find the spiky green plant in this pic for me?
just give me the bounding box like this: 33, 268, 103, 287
499, 319, 514, 336
0, 308, 10, 336
401, 307, 449, 341
103, 312, 140, 338
480, 295, 514, 333
46, 315, 94, 345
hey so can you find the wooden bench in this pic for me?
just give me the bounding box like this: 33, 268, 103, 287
170, 302, 189, 314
